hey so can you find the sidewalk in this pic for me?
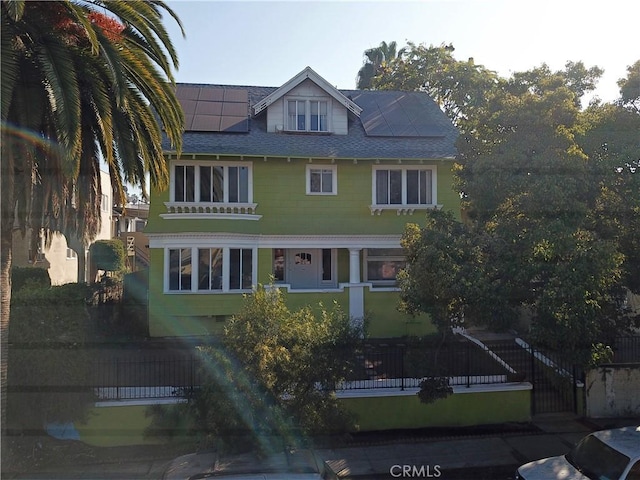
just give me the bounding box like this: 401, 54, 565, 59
7, 416, 639, 479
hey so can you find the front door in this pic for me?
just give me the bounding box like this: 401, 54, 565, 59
288, 249, 320, 289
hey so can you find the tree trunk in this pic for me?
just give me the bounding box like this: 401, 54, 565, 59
1, 219, 13, 463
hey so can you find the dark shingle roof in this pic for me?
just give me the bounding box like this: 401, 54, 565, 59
164, 84, 458, 160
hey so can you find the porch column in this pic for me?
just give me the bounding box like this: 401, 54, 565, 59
348, 248, 361, 284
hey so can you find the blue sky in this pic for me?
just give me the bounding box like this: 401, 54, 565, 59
163, 0, 639, 104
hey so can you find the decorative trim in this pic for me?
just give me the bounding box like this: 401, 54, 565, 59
369, 204, 443, 216
148, 233, 402, 249
160, 213, 262, 221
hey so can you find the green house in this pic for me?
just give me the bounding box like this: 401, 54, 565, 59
146, 67, 459, 338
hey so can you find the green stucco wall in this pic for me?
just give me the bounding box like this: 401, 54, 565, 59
341, 388, 531, 431
364, 290, 436, 338
146, 157, 460, 236
73, 386, 530, 446
76, 405, 161, 447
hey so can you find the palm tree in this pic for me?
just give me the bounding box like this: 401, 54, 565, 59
356, 40, 405, 89
1, 0, 184, 449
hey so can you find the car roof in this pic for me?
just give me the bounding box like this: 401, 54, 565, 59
592, 426, 640, 460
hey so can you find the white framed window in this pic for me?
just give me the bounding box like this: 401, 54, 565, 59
101, 194, 110, 212
306, 164, 337, 195
286, 98, 329, 132
167, 246, 255, 293
372, 165, 437, 206
172, 161, 252, 204
364, 248, 406, 286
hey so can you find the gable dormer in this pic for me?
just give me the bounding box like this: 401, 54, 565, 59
253, 67, 362, 136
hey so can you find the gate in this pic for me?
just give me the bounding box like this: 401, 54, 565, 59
487, 340, 583, 415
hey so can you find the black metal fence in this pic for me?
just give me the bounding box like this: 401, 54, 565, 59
85, 338, 585, 402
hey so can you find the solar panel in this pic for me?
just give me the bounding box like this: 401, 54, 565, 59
176, 85, 249, 133
355, 91, 448, 138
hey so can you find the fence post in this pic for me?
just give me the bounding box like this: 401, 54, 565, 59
466, 341, 471, 388
400, 344, 405, 391
530, 345, 536, 416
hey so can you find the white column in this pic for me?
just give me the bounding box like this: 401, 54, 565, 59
349, 248, 361, 284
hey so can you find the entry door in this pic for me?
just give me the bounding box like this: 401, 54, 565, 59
288, 249, 320, 289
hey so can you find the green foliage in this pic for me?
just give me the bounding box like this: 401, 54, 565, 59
11, 266, 51, 292
588, 343, 614, 368
417, 377, 453, 405
151, 285, 364, 452
90, 239, 125, 272
8, 283, 94, 432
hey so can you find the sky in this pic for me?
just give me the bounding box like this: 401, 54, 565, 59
162, 0, 639, 104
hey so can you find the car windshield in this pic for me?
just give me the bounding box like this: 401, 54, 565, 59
566, 435, 630, 480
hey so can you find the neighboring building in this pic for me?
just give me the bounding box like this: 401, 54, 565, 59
12, 170, 113, 285
112, 201, 150, 272
146, 67, 459, 338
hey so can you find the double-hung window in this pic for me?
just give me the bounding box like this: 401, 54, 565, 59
287, 99, 328, 132
167, 247, 254, 292
306, 165, 337, 195
373, 166, 436, 207
173, 162, 251, 204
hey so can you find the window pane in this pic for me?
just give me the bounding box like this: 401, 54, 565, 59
180, 248, 192, 290
200, 166, 211, 202
213, 166, 224, 202
310, 169, 321, 192
376, 170, 389, 204
273, 248, 285, 281
310, 101, 319, 131
321, 169, 332, 193
423, 170, 432, 204
229, 248, 240, 289
238, 166, 249, 202
297, 101, 305, 130
322, 249, 332, 281
175, 166, 185, 202
319, 102, 327, 131
169, 249, 180, 290
198, 248, 222, 291
185, 166, 195, 202
229, 167, 238, 202
389, 170, 402, 204
241, 249, 252, 289
407, 170, 419, 204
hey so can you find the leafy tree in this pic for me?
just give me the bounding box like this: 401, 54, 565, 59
356, 40, 405, 89
617, 60, 640, 113
164, 286, 364, 452
371, 42, 500, 130
1, 0, 184, 450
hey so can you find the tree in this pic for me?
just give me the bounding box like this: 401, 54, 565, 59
1, 0, 184, 453
356, 40, 405, 89
168, 286, 364, 452
617, 60, 640, 113
90, 239, 126, 274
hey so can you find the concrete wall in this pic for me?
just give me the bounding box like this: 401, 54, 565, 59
586, 365, 640, 418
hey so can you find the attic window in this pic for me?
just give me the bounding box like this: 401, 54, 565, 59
287, 99, 328, 132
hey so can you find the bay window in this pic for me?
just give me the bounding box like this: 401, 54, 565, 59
167, 247, 254, 292
172, 161, 251, 204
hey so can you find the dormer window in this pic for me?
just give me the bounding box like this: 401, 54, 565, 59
287, 99, 328, 132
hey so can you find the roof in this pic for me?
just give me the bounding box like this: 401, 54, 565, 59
165, 82, 458, 161
253, 66, 362, 117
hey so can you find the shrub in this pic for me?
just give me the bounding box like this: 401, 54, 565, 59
8, 283, 95, 433
11, 266, 51, 292
90, 239, 125, 272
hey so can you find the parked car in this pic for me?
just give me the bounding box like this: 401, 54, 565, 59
162, 447, 339, 480
516, 426, 640, 480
